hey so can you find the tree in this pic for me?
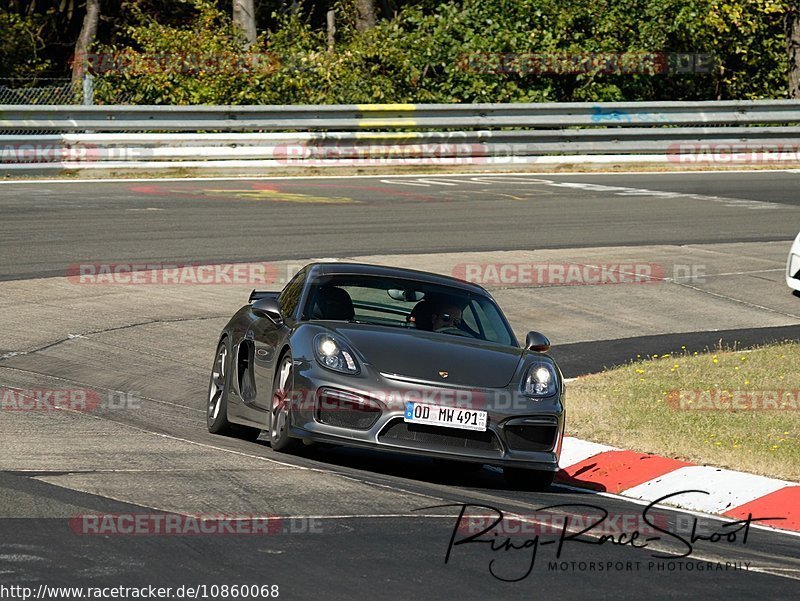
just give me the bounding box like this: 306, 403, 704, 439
0, 9, 50, 79
72, 0, 100, 84
232, 0, 257, 47
788, 1, 800, 98
354, 0, 376, 32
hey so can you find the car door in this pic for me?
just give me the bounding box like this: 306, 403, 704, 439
251, 268, 307, 410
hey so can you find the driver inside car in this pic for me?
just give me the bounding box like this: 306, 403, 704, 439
431, 302, 463, 332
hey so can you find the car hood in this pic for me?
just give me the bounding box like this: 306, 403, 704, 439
321, 323, 524, 388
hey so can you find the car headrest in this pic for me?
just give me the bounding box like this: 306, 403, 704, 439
312, 286, 355, 321
408, 300, 435, 331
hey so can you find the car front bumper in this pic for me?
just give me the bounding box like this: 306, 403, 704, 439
289, 364, 565, 471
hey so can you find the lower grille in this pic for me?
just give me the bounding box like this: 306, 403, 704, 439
379, 419, 501, 452
317, 388, 381, 430
504, 417, 559, 452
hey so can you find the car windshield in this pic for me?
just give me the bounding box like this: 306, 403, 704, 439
302, 274, 516, 346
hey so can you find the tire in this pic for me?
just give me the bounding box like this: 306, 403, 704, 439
269, 351, 300, 453
503, 467, 556, 491
207, 339, 234, 435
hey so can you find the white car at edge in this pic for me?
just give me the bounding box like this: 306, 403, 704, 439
788, 232, 800, 293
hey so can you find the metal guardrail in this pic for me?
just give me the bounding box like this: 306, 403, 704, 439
3, 100, 800, 131
2, 101, 800, 171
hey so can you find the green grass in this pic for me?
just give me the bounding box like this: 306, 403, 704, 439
567, 342, 800, 482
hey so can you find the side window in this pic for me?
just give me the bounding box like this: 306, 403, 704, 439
462, 302, 482, 337
473, 299, 513, 344
278, 268, 306, 319
471, 299, 511, 344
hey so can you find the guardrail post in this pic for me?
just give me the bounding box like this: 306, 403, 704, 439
82, 74, 94, 106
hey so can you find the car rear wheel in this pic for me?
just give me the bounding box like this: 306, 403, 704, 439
269, 352, 300, 453
207, 339, 233, 434
503, 467, 555, 491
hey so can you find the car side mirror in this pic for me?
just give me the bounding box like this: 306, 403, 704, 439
525, 331, 550, 352
252, 297, 283, 323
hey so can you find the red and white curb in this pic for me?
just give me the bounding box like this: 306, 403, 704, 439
556, 437, 800, 532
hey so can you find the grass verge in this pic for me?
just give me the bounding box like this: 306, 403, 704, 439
567, 341, 800, 482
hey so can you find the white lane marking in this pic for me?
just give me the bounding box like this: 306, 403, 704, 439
0, 364, 206, 414
543, 180, 778, 209
26, 398, 451, 505
681, 244, 794, 266
670, 279, 800, 320
621, 466, 794, 514
674, 267, 785, 281
378, 175, 780, 209
411, 178, 461, 186
378, 179, 433, 187
0, 169, 797, 185
468, 176, 556, 184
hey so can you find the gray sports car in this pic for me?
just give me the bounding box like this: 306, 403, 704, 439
207, 262, 565, 489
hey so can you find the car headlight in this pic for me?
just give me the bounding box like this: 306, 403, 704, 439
313, 334, 360, 375
521, 362, 557, 397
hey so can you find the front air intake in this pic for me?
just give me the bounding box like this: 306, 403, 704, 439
316, 388, 381, 429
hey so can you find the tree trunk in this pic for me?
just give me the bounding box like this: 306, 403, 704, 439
72, 0, 100, 85
326, 10, 336, 52
354, 0, 376, 32
233, 0, 257, 48
788, 2, 800, 99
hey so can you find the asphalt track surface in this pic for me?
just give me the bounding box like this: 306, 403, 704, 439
1, 170, 799, 280
1, 170, 800, 600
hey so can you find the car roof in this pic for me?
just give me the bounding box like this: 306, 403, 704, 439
306, 262, 492, 297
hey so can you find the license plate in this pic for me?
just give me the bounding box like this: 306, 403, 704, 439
404, 402, 487, 432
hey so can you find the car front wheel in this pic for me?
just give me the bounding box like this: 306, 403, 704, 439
269, 352, 300, 453
207, 339, 233, 434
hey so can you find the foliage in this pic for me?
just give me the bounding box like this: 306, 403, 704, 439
79, 0, 793, 104
0, 9, 51, 79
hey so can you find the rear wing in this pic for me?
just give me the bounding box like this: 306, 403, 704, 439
249, 290, 280, 303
